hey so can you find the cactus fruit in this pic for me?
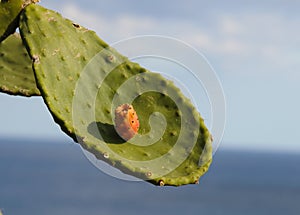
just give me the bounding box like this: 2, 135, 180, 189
114, 104, 140, 141
0, 33, 40, 96
0, 0, 39, 42
19, 4, 212, 186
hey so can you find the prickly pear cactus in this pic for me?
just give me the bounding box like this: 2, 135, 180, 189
0, 33, 40, 96
0, 0, 39, 42
20, 4, 212, 186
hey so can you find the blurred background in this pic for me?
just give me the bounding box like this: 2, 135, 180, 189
0, 0, 299, 214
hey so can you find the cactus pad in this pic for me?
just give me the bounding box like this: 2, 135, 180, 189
0, 0, 39, 42
20, 4, 212, 186
0, 0, 23, 41
0, 33, 40, 96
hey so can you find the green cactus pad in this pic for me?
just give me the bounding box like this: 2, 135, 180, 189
0, 0, 39, 42
20, 4, 212, 186
0, 0, 23, 41
0, 33, 40, 96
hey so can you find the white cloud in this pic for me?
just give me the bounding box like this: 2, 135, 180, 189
61, 3, 158, 42
57, 3, 300, 79
220, 16, 245, 36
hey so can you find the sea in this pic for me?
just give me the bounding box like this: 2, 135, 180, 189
0, 138, 299, 215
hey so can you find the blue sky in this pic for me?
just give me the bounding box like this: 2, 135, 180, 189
1, 0, 299, 152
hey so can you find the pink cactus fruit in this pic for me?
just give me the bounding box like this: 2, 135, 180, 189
114, 104, 140, 141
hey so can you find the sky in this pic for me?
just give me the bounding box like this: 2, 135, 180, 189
0, 0, 299, 153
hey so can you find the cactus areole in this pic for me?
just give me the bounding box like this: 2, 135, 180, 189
114, 104, 140, 141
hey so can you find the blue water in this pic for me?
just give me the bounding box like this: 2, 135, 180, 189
0, 138, 299, 215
